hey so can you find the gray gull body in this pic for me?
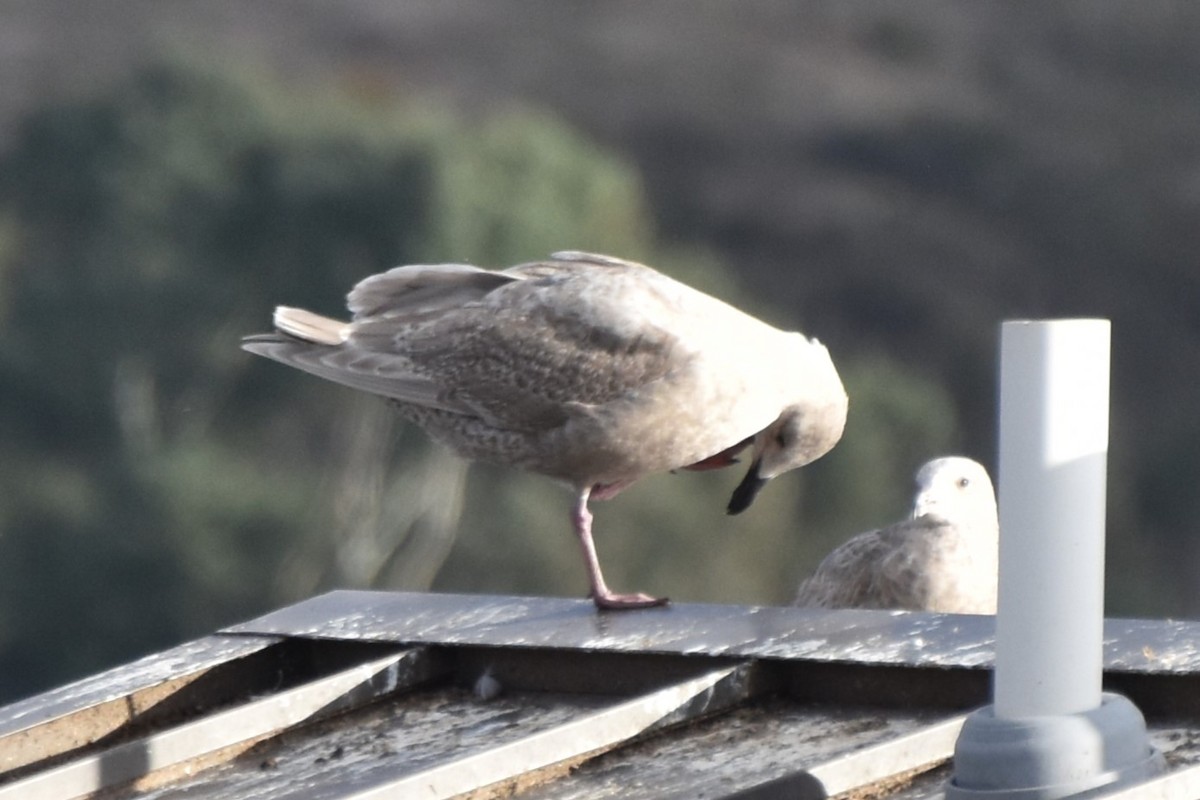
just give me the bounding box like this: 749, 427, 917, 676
792, 456, 997, 614
243, 251, 848, 609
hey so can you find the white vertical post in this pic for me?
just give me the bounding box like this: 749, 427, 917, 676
994, 319, 1110, 718
949, 319, 1160, 800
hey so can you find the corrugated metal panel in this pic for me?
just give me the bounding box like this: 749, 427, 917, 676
518, 705, 965, 799
3, 591, 1200, 800
1, 648, 429, 800
0, 634, 281, 775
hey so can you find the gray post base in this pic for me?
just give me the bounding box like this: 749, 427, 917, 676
946, 693, 1164, 800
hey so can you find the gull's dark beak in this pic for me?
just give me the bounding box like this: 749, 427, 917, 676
727, 459, 768, 515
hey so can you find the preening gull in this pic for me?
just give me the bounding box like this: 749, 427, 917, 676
792, 456, 998, 614
244, 251, 848, 609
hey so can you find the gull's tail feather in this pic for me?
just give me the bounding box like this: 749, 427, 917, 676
271, 306, 350, 345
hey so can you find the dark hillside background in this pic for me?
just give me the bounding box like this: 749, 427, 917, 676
2, 1, 1199, 702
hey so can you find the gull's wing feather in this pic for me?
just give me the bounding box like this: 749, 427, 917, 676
793, 518, 945, 610
242, 330, 469, 414
347, 263, 519, 319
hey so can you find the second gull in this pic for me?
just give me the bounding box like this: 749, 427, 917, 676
793, 456, 998, 614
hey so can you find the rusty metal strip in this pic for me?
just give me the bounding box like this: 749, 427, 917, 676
0, 647, 435, 800
277, 662, 756, 800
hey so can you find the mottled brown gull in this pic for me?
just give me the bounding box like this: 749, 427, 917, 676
792, 456, 998, 614
243, 251, 848, 609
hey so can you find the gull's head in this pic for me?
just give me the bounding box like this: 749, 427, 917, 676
911, 456, 997, 527
727, 339, 849, 514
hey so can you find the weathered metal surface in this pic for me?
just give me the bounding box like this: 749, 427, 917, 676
1151, 724, 1200, 770
124, 687, 601, 799
1087, 760, 1200, 800
801, 713, 965, 797
5, 590, 1200, 800
515, 705, 963, 800
122, 665, 748, 800
336, 664, 754, 800
1104, 618, 1200, 672
0, 648, 432, 800
869, 762, 954, 800
223, 590, 998, 666
0, 634, 280, 776
225, 590, 1200, 675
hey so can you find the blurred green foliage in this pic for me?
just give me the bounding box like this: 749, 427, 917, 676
0, 62, 958, 702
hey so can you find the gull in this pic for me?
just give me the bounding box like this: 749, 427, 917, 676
793, 456, 998, 614
244, 251, 848, 610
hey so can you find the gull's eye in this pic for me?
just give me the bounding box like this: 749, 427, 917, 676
957, 477, 971, 489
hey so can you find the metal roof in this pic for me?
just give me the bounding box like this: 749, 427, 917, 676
3, 590, 1200, 799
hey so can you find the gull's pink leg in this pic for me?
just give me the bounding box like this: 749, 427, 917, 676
571, 487, 668, 610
